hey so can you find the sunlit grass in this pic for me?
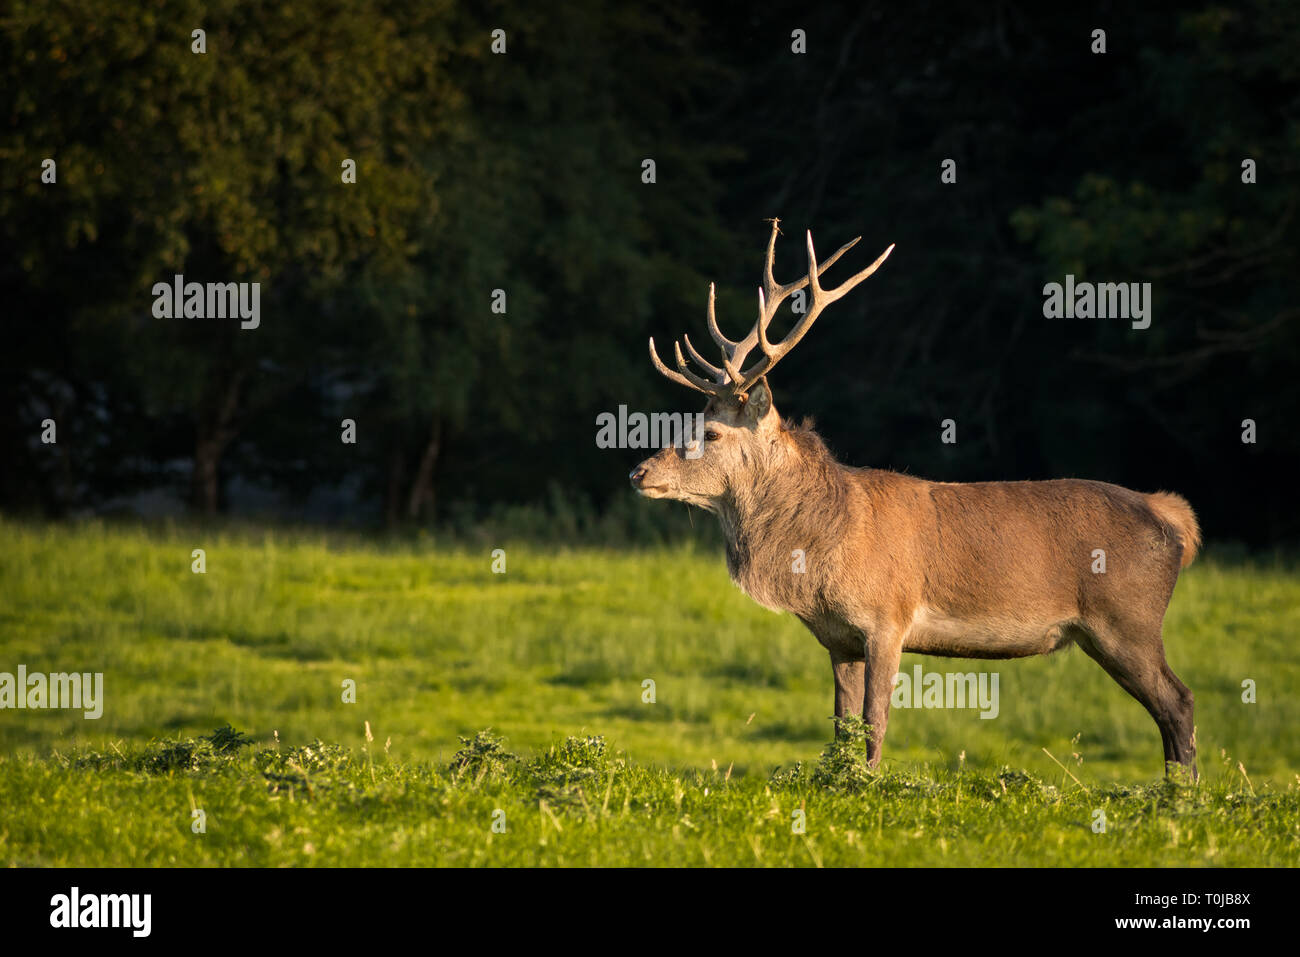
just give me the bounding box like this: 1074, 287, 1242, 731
1, 517, 1297, 865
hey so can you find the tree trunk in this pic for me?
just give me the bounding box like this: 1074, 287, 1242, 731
385, 445, 406, 528
191, 435, 224, 515
190, 370, 245, 516
406, 417, 442, 521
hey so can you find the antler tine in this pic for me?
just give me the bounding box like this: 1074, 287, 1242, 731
681, 333, 723, 380
811, 238, 896, 305
803, 228, 826, 304
648, 221, 894, 399
743, 229, 832, 379
760, 217, 783, 301
733, 230, 895, 390
649, 337, 717, 396
673, 340, 728, 394
730, 220, 786, 371
701, 283, 750, 385
764, 221, 863, 305
705, 283, 737, 352
756, 284, 778, 358
730, 222, 865, 372
705, 280, 758, 386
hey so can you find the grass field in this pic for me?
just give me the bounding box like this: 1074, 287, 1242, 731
1, 517, 1298, 866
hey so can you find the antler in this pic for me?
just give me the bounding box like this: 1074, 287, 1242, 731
649, 218, 894, 398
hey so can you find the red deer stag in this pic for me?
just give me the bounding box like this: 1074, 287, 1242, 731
631, 219, 1200, 779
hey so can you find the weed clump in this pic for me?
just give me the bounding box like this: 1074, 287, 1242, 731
256, 739, 352, 796
449, 729, 517, 783
767, 761, 805, 789
62, 724, 256, 773
140, 724, 256, 772
811, 715, 874, 792
259, 740, 351, 774
529, 735, 609, 786
526, 734, 622, 809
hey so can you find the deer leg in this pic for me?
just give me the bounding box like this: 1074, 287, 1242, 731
862, 641, 904, 767
830, 653, 865, 737
1163, 663, 1197, 771
1076, 621, 1197, 781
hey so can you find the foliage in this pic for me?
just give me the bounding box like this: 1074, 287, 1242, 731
810, 716, 876, 792
449, 729, 517, 783
1, 2, 1295, 543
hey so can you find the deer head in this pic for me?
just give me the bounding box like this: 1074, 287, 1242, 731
630, 218, 893, 510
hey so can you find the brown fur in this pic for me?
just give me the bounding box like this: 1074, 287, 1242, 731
631, 381, 1200, 778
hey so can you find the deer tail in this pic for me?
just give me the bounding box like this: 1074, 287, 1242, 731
1146, 491, 1201, 568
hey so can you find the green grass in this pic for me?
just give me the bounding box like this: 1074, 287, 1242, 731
1, 517, 1298, 866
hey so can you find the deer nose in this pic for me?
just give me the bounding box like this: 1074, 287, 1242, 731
629, 466, 648, 487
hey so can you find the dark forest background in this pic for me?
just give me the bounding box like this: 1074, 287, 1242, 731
2, 1, 1297, 545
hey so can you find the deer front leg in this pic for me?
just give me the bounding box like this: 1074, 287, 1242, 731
862, 640, 904, 767
830, 652, 865, 735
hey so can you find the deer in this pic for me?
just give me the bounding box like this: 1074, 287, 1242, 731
631, 219, 1201, 779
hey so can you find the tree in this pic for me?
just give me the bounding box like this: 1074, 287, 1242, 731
1, 0, 462, 513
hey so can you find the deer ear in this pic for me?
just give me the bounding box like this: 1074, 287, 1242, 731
740, 377, 773, 425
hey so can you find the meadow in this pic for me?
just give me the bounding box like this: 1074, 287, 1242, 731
1, 517, 1297, 866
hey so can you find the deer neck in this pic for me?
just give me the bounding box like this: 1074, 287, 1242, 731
715, 446, 852, 614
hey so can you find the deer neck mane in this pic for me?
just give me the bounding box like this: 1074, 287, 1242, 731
715, 423, 854, 613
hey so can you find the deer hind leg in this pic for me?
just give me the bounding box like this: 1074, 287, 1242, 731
1074, 619, 1197, 780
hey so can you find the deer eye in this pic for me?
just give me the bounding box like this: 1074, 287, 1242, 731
704, 430, 721, 442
